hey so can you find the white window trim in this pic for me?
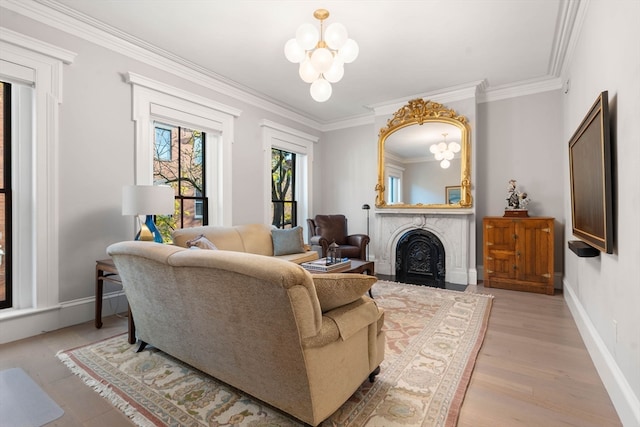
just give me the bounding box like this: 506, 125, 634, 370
260, 120, 317, 237
0, 28, 75, 322
127, 72, 240, 226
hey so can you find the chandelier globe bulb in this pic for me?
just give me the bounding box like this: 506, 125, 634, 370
338, 38, 359, 63
299, 58, 319, 83
284, 39, 305, 63
296, 23, 319, 50
310, 78, 332, 102
324, 59, 344, 82
325, 22, 348, 50
310, 47, 334, 73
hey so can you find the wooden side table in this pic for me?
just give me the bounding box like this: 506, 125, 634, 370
95, 259, 136, 344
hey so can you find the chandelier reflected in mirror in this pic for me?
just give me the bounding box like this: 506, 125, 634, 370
429, 133, 461, 169
284, 9, 359, 102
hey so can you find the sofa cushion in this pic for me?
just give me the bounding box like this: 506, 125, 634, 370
312, 273, 377, 312
272, 226, 305, 256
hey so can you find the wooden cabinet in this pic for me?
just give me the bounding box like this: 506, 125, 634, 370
483, 216, 554, 295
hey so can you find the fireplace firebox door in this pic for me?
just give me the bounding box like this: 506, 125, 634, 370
396, 229, 445, 287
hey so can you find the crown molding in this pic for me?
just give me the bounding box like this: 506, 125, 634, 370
369, 80, 486, 118
479, 76, 563, 103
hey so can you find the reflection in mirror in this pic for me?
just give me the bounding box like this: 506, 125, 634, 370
376, 99, 472, 208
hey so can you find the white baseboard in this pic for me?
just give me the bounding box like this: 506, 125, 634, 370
0, 291, 128, 344
563, 280, 640, 427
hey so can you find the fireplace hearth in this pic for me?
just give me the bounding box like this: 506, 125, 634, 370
396, 229, 445, 287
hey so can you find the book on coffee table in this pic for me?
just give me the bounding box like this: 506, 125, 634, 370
301, 257, 351, 273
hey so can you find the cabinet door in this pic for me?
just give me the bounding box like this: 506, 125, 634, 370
516, 219, 553, 284
485, 220, 517, 281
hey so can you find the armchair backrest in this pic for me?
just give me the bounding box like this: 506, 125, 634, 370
311, 214, 348, 245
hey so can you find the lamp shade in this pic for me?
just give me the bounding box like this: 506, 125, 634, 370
122, 185, 174, 216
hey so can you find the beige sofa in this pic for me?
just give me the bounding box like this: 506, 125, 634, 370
172, 223, 319, 264
107, 240, 385, 426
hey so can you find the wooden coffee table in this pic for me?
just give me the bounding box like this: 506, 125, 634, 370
335, 259, 374, 275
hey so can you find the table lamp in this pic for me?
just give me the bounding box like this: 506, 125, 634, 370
122, 185, 174, 243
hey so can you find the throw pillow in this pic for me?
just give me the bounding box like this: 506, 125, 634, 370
313, 274, 377, 312
272, 226, 305, 256
185, 234, 218, 250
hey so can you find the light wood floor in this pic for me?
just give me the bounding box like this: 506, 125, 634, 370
0, 284, 622, 426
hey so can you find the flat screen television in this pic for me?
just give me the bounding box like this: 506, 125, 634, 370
568, 91, 613, 254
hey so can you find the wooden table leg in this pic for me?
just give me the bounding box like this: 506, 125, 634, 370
95, 266, 104, 329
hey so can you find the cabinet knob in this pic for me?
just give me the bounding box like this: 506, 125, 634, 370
513, 234, 518, 240
513, 265, 517, 270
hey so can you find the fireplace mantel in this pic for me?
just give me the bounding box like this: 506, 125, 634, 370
374, 209, 475, 285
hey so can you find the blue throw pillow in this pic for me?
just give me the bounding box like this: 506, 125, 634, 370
272, 226, 305, 256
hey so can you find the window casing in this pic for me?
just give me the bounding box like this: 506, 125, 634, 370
261, 120, 317, 239
128, 72, 239, 228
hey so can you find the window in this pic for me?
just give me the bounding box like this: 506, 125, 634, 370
271, 148, 297, 228
0, 82, 12, 309
260, 120, 317, 239
153, 122, 207, 240
154, 124, 172, 161
386, 164, 404, 204
388, 175, 400, 204
129, 72, 239, 228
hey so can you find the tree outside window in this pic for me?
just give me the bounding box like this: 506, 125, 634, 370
153, 122, 207, 241
271, 148, 296, 229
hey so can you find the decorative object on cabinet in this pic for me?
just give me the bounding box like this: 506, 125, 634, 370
483, 216, 554, 295
504, 179, 530, 217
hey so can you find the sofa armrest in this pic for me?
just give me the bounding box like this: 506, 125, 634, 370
323, 297, 380, 340
302, 297, 380, 348
346, 234, 369, 247
309, 235, 328, 247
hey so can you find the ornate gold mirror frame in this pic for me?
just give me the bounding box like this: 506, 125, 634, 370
375, 98, 472, 208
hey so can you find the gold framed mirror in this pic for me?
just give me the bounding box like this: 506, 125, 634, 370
375, 98, 472, 208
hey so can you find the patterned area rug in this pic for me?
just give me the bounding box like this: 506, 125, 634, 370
57, 281, 492, 426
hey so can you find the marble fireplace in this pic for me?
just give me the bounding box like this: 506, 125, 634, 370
374, 209, 475, 286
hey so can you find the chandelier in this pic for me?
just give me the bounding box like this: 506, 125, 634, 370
284, 9, 359, 102
429, 133, 461, 169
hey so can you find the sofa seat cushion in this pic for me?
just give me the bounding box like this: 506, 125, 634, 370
312, 273, 377, 312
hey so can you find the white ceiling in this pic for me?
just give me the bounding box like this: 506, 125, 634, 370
47, 0, 571, 124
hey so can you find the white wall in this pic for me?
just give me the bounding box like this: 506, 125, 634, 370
314, 124, 378, 238
561, 1, 640, 425
476, 90, 565, 280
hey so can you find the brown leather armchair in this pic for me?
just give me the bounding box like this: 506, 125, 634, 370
307, 214, 369, 260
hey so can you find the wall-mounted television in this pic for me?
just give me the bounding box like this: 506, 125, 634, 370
568, 91, 613, 254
